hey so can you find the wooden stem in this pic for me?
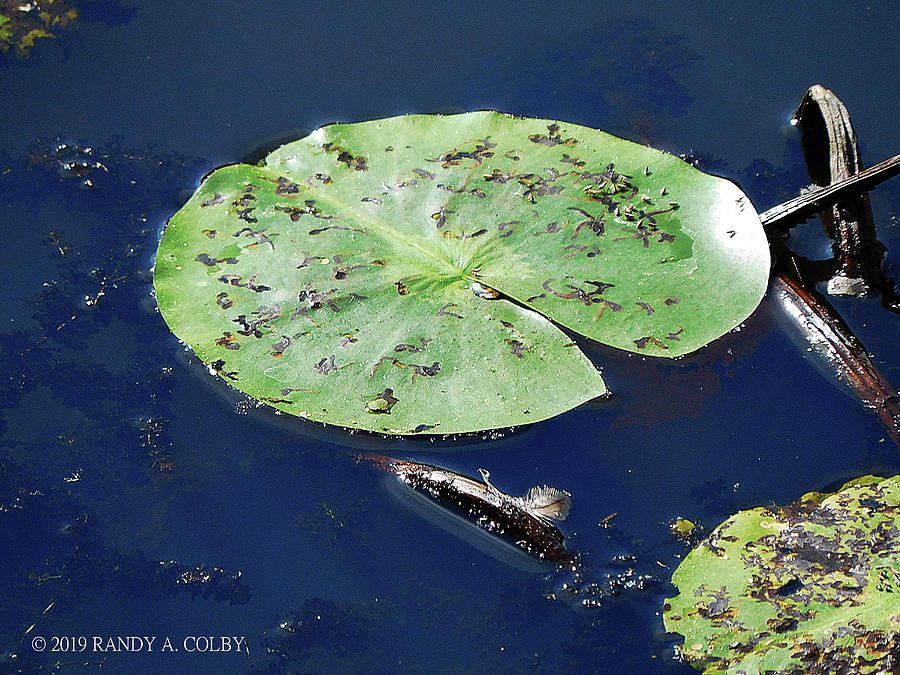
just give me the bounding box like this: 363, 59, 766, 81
792, 85, 884, 296
771, 257, 900, 446
764, 86, 900, 445
759, 152, 900, 229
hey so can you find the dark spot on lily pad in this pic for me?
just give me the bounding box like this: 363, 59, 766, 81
366, 388, 398, 414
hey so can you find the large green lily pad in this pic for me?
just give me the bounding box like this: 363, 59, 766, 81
664, 475, 900, 674
154, 112, 768, 434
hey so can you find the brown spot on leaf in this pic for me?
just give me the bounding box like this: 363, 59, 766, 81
369, 356, 440, 383
431, 207, 455, 229
528, 124, 578, 147
322, 142, 368, 171
442, 228, 487, 240
196, 253, 238, 267
292, 286, 340, 319
234, 227, 277, 250
543, 279, 614, 306
394, 337, 432, 353
276, 200, 334, 223
483, 169, 512, 183
560, 154, 586, 168
333, 264, 366, 280
429, 137, 496, 168
616, 224, 655, 248
216, 292, 234, 310
309, 224, 364, 236
210, 359, 239, 381
215, 332, 240, 350
410, 361, 441, 383
233, 306, 281, 338
634, 336, 669, 350
271, 335, 292, 357
411, 423, 439, 433
218, 274, 271, 293
563, 244, 602, 258
233, 192, 258, 223
296, 252, 327, 269
369, 356, 403, 378
767, 616, 799, 633
505, 339, 533, 359
315, 355, 338, 375
534, 221, 560, 235
568, 207, 605, 239
281, 386, 317, 395
438, 303, 463, 319
366, 388, 399, 414
497, 220, 519, 238
517, 172, 564, 203
580, 164, 638, 199
310, 172, 333, 185
233, 314, 263, 338
275, 176, 301, 196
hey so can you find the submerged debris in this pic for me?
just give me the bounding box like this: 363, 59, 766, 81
363, 454, 575, 565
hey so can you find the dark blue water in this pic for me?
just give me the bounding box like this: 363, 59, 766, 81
2, 3, 899, 672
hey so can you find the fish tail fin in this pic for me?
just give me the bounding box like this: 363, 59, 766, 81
521, 485, 572, 521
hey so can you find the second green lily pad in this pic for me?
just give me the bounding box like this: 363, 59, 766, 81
664, 475, 900, 674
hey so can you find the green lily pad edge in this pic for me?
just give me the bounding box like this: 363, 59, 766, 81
664, 474, 900, 674
154, 111, 769, 435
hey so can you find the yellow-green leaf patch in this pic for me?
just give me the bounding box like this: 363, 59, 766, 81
664, 475, 900, 674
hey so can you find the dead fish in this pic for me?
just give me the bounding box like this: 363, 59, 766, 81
363, 454, 575, 565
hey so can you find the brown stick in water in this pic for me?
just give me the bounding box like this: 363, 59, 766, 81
765, 85, 900, 445
771, 254, 900, 445
759, 152, 900, 231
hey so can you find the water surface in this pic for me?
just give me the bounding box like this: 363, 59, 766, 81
2, 3, 899, 672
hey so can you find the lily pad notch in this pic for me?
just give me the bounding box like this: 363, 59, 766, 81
154, 112, 770, 434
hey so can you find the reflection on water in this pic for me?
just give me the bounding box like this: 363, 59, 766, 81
2, 2, 899, 672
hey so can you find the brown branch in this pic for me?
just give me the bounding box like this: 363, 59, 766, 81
759, 152, 900, 229
770, 255, 900, 446
766, 85, 900, 445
